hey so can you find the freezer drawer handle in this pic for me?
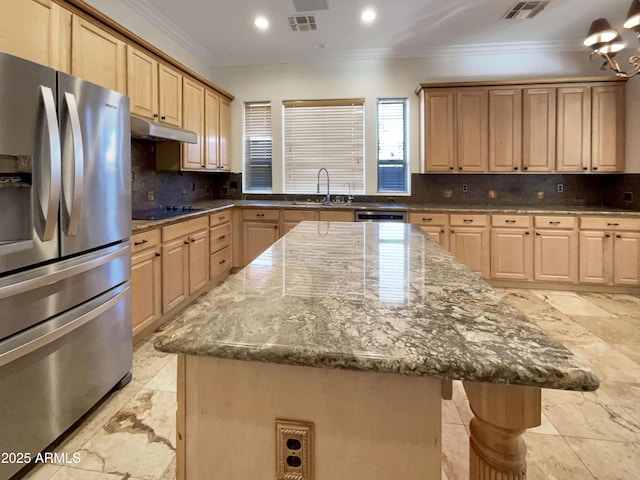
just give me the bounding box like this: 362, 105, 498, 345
0, 287, 129, 368
62, 92, 85, 236
40, 86, 62, 242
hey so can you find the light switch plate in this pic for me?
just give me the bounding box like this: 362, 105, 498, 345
276, 419, 314, 480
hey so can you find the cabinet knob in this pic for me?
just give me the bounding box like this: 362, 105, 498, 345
449, 166, 454, 170
549, 221, 561, 225
523, 166, 528, 171
616, 234, 622, 238
219, 259, 226, 265
513, 167, 518, 170
535, 232, 540, 236
463, 219, 473, 223
184, 240, 189, 244
458, 167, 463, 170
161, 115, 166, 120
256, 213, 265, 217
593, 167, 598, 171
190, 237, 196, 242
153, 113, 158, 118
219, 216, 226, 221
451, 229, 455, 234
155, 252, 161, 257
219, 235, 226, 240
605, 233, 611, 238
505, 219, 516, 224
582, 167, 588, 171
423, 217, 432, 222
607, 222, 620, 226
440, 229, 445, 234
525, 231, 530, 235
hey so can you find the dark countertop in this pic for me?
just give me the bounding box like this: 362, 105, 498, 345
154, 222, 599, 391
131, 199, 640, 233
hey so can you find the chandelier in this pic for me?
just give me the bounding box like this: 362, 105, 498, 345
584, 0, 640, 78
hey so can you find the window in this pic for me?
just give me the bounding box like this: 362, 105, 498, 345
377, 98, 408, 193
283, 99, 364, 195
243, 102, 272, 192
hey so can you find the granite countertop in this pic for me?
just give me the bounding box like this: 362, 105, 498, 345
154, 221, 599, 391
132, 199, 640, 232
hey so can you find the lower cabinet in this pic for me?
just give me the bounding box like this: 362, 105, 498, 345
490, 215, 533, 281
409, 212, 449, 249
449, 214, 490, 278
283, 209, 319, 234
579, 217, 640, 286
533, 216, 578, 283
131, 229, 162, 337
161, 217, 209, 313
209, 209, 233, 280
242, 209, 281, 266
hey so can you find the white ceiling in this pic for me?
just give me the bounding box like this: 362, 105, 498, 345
121, 0, 633, 67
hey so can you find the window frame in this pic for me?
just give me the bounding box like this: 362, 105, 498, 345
376, 97, 409, 194
243, 101, 273, 193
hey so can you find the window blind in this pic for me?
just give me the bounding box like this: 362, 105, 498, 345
377, 98, 408, 193
244, 102, 272, 192
283, 99, 364, 195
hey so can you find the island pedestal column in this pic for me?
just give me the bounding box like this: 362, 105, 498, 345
463, 382, 542, 479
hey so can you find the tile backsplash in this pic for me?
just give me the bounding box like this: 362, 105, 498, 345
130, 139, 640, 212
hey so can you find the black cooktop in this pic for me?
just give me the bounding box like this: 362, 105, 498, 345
132, 206, 204, 220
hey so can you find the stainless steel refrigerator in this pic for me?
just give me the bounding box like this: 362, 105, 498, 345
0, 52, 132, 480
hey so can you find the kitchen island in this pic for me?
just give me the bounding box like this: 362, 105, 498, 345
155, 221, 598, 480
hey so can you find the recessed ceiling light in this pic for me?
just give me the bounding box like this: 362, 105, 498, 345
255, 16, 269, 30
361, 8, 376, 23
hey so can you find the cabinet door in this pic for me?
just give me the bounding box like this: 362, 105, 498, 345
182, 78, 205, 170
556, 86, 591, 172
131, 247, 162, 335
419, 226, 449, 249
219, 97, 231, 171
490, 228, 533, 280
488, 88, 522, 172
188, 229, 209, 294
71, 16, 126, 94
592, 85, 625, 172
450, 227, 490, 278
243, 222, 280, 266
613, 232, 640, 285
318, 211, 354, 222
162, 237, 189, 313
534, 229, 578, 283
204, 89, 220, 170
158, 64, 182, 127
423, 90, 456, 172
522, 87, 555, 172
127, 46, 158, 120
0, 0, 71, 71
456, 89, 488, 172
579, 231, 611, 284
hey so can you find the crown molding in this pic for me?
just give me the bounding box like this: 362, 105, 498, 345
121, 0, 217, 65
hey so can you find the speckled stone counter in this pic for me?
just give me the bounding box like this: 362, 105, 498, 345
155, 221, 597, 392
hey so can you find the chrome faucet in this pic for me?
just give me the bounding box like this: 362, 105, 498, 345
343, 182, 353, 204
317, 168, 330, 204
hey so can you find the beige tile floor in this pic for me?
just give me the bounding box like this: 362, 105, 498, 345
16, 288, 640, 480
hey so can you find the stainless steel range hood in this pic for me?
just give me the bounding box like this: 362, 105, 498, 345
130, 115, 197, 143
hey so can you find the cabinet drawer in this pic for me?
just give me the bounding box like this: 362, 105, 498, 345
210, 246, 232, 279
210, 208, 232, 227
580, 217, 640, 231
162, 216, 209, 242
491, 215, 531, 228
449, 214, 489, 227
131, 229, 160, 253
283, 209, 318, 222
210, 222, 231, 253
242, 209, 280, 221
409, 212, 447, 226
319, 210, 354, 222
534, 216, 577, 229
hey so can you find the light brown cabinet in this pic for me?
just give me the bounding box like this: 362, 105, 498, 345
161, 217, 209, 313
131, 229, 162, 338
127, 46, 183, 127
449, 214, 490, 278
421, 90, 456, 172
579, 217, 640, 285
456, 89, 489, 172
409, 212, 449, 249
71, 15, 126, 94
490, 215, 533, 280
319, 210, 354, 222
0, 0, 71, 71
209, 209, 232, 281
204, 90, 231, 171
522, 87, 555, 172
591, 85, 625, 172
488, 89, 522, 172
533, 216, 578, 283
181, 78, 205, 170
242, 209, 280, 266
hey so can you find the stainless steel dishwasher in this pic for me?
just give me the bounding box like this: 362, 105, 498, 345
354, 210, 408, 222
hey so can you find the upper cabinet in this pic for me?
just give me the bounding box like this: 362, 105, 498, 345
205, 91, 231, 171
127, 46, 183, 127
0, 0, 71, 72
71, 16, 126, 94
182, 78, 205, 170
418, 78, 626, 174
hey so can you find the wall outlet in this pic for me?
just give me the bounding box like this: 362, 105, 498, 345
537, 191, 544, 199
462, 184, 468, 193
443, 189, 453, 198
276, 420, 314, 480
146, 191, 154, 201
623, 191, 633, 203
488, 190, 497, 199
557, 183, 564, 193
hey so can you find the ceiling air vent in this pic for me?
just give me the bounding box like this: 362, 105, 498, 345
288, 15, 317, 32
503, 1, 549, 20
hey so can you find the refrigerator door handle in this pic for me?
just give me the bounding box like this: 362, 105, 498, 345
0, 285, 129, 368
63, 92, 85, 236
40, 86, 61, 242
